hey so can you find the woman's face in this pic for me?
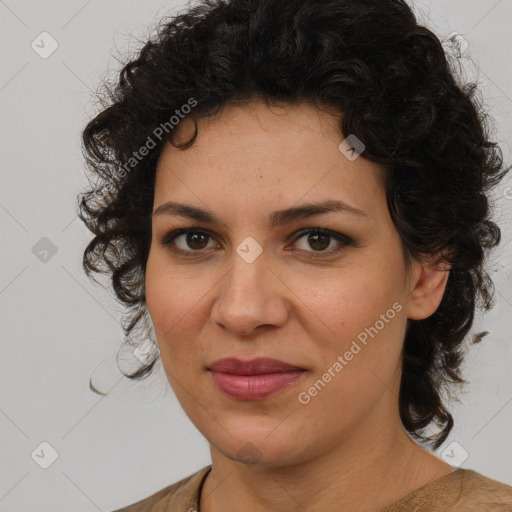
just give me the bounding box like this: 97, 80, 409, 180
145, 100, 446, 466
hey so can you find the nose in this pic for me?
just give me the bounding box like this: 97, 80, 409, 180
210, 251, 289, 337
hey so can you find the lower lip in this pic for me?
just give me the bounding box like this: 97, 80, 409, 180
209, 370, 306, 400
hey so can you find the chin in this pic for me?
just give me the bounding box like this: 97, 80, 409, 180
211, 427, 311, 468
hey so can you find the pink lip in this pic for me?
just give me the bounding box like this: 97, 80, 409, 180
207, 357, 306, 400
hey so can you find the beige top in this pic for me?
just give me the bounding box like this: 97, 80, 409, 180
112, 465, 512, 511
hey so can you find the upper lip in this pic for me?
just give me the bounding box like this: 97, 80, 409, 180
207, 357, 305, 375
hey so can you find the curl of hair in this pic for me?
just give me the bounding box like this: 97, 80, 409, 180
78, 0, 510, 449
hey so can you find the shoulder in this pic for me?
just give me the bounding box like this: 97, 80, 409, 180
110, 465, 212, 512
447, 469, 512, 511
378, 468, 512, 512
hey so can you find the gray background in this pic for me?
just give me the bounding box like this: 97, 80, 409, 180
1, 1, 511, 510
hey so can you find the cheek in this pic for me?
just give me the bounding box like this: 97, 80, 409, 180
296, 278, 405, 431
145, 254, 169, 329
144, 251, 186, 352
303, 269, 406, 382
145, 251, 211, 362
145, 249, 190, 326
303, 269, 400, 333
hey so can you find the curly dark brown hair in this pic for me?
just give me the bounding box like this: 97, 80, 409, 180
78, 0, 510, 450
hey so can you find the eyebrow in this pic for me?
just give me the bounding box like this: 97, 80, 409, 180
153, 199, 370, 227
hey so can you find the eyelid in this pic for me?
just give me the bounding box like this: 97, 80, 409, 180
159, 228, 219, 257
159, 227, 353, 256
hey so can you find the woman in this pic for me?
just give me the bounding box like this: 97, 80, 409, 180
78, 0, 512, 510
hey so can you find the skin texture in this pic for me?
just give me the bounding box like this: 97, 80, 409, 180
145, 100, 454, 512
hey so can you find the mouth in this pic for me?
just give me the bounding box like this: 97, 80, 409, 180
207, 357, 307, 400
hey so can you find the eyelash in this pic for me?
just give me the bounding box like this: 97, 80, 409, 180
159, 227, 353, 258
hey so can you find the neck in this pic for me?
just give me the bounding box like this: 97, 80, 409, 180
199, 409, 453, 512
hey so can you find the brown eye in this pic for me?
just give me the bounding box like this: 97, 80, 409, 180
160, 227, 353, 259
181, 231, 210, 250
299, 232, 331, 251
291, 228, 353, 255
160, 229, 217, 254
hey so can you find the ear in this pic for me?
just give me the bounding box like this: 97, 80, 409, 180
406, 255, 451, 321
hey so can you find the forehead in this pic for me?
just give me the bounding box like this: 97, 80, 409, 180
154, 100, 387, 218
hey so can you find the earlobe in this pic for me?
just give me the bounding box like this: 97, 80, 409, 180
406, 259, 451, 321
